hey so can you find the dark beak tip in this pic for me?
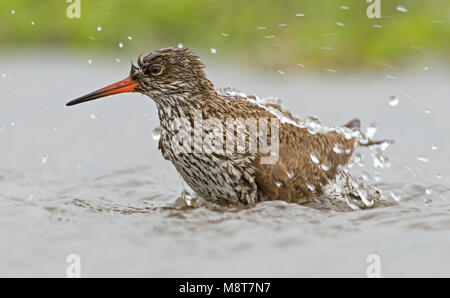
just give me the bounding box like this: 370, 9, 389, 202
65, 76, 138, 108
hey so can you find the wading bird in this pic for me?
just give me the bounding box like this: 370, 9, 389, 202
67, 47, 387, 208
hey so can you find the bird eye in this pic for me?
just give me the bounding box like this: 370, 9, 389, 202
149, 65, 162, 75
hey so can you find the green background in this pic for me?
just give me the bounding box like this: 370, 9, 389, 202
1, 0, 448, 70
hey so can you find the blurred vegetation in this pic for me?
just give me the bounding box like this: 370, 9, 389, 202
0, 0, 448, 70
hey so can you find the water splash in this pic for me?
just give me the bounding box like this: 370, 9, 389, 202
310, 150, 320, 164
389, 96, 399, 107
216, 87, 392, 209
152, 127, 161, 141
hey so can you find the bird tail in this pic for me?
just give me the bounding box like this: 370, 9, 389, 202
343, 118, 393, 148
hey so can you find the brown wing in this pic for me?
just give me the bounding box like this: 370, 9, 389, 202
254, 129, 356, 203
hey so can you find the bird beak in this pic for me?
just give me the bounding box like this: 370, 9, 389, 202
66, 76, 139, 106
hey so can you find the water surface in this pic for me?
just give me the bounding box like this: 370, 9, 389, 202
0, 52, 449, 277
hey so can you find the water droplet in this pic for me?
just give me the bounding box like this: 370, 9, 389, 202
11, 10, 15, 15
210, 47, 217, 54
97, 26, 102, 31
115, 58, 120, 63
265, 35, 276, 39
90, 111, 97, 119
417, 155, 429, 163
436, 173, 442, 180
297, 63, 305, 68
340, 6, 349, 10
295, 13, 305, 17
277, 70, 285, 75
431, 144, 438, 150
221, 33, 229, 37
310, 150, 320, 164
324, 68, 337, 73
152, 127, 161, 141
275, 182, 283, 188
10, 121, 15, 127
389, 96, 399, 107
87, 59, 92, 64
307, 117, 321, 135
31, 21, 35, 26
372, 153, 390, 168
306, 183, 315, 192
396, 6, 408, 13
366, 123, 378, 139
287, 171, 294, 179
336, 22, 344, 27
373, 24, 383, 28
425, 109, 430, 114
177, 43, 184, 48
425, 188, 433, 195
128, 36, 132, 40
390, 192, 401, 202
333, 144, 344, 154
41, 155, 48, 164
379, 141, 390, 152
321, 160, 332, 171
257, 26, 267, 30
119, 42, 124, 48
424, 66, 429, 71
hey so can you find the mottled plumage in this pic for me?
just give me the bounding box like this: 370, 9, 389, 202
67, 47, 385, 207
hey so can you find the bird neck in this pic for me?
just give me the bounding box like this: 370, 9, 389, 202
153, 88, 223, 132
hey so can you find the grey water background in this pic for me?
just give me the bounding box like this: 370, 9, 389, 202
0, 51, 449, 277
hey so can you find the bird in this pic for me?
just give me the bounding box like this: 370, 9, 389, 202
67, 47, 388, 208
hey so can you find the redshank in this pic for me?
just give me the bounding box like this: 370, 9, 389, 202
67, 47, 387, 207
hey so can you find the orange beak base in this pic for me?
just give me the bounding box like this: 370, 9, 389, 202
66, 76, 139, 106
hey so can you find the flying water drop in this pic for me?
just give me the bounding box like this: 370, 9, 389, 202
366, 123, 378, 139
416, 155, 429, 163
306, 183, 315, 192
152, 127, 161, 141
310, 150, 320, 164
390, 192, 401, 202
307, 117, 321, 135
333, 144, 344, 154
321, 160, 332, 171
389, 96, 399, 107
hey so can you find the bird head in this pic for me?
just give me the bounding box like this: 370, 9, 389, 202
66, 47, 210, 107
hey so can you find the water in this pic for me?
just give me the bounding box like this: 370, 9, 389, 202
1, 52, 450, 277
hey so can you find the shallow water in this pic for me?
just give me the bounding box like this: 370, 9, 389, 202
0, 52, 449, 277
